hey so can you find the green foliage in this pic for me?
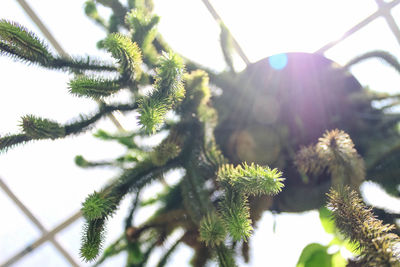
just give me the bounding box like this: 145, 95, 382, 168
297, 198, 357, 266
220, 190, 252, 242
0, 102, 137, 153
138, 97, 167, 134
0, 20, 116, 72
154, 51, 185, 103
295, 129, 365, 189
82, 191, 117, 220
216, 245, 237, 267
69, 77, 121, 99
75, 155, 88, 167
319, 207, 336, 234
297, 243, 333, 267
84, 1, 107, 28
138, 51, 185, 133
125, 5, 160, 65
218, 162, 285, 196
93, 129, 138, 149
101, 33, 142, 80
151, 140, 181, 166
199, 213, 227, 247
180, 70, 212, 120
0, 20, 52, 65
5, 1, 400, 266
21, 115, 65, 139
213, 163, 284, 244
80, 219, 106, 261
327, 187, 400, 266
295, 145, 323, 176
127, 242, 144, 265
0, 134, 31, 153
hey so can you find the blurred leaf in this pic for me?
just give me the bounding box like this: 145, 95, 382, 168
319, 207, 335, 234
297, 243, 331, 267
94, 129, 138, 149
331, 251, 347, 267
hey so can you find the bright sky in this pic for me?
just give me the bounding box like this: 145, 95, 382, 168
1, 1, 400, 266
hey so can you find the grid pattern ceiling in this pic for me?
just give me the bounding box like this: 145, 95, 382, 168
1, 0, 400, 266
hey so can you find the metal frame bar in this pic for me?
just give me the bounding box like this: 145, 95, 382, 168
376, 0, 400, 45
2, 0, 400, 266
0, 178, 80, 267
316, 0, 400, 53
200, 0, 251, 66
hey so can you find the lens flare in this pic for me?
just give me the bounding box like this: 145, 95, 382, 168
268, 53, 288, 70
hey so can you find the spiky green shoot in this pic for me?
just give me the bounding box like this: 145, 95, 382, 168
220, 191, 252, 242
316, 129, 360, 169
0, 20, 53, 64
125, 8, 160, 50
69, 77, 121, 98
80, 219, 106, 262
138, 98, 167, 134
138, 51, 185, 133
218, 162, 285, 196
155, 51, 185, 103
0, 134, 31, 153
21, 115, 65, 139
102, 33, 142, 80
295, 144, 324, 175
295, 129, 365, 189
199, 213, 227, 247
82, 191, 116, 220
327, 187, 400, 266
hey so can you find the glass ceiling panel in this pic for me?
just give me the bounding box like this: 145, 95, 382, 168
154, 0, 226, 71
325, 17, 400, 94
14, 242, 70, 267
209, 0, 378, 62
0, 190, 41, 262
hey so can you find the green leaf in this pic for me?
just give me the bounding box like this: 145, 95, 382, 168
331, 252, 347, 267
297, 243, 331, 267
319, 207, 335, 234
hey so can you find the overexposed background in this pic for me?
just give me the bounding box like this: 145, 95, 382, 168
1, 0, 400, 266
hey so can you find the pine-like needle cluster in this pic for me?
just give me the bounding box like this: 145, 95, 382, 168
295, 129, 365, 189
328, 187, 400, 266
